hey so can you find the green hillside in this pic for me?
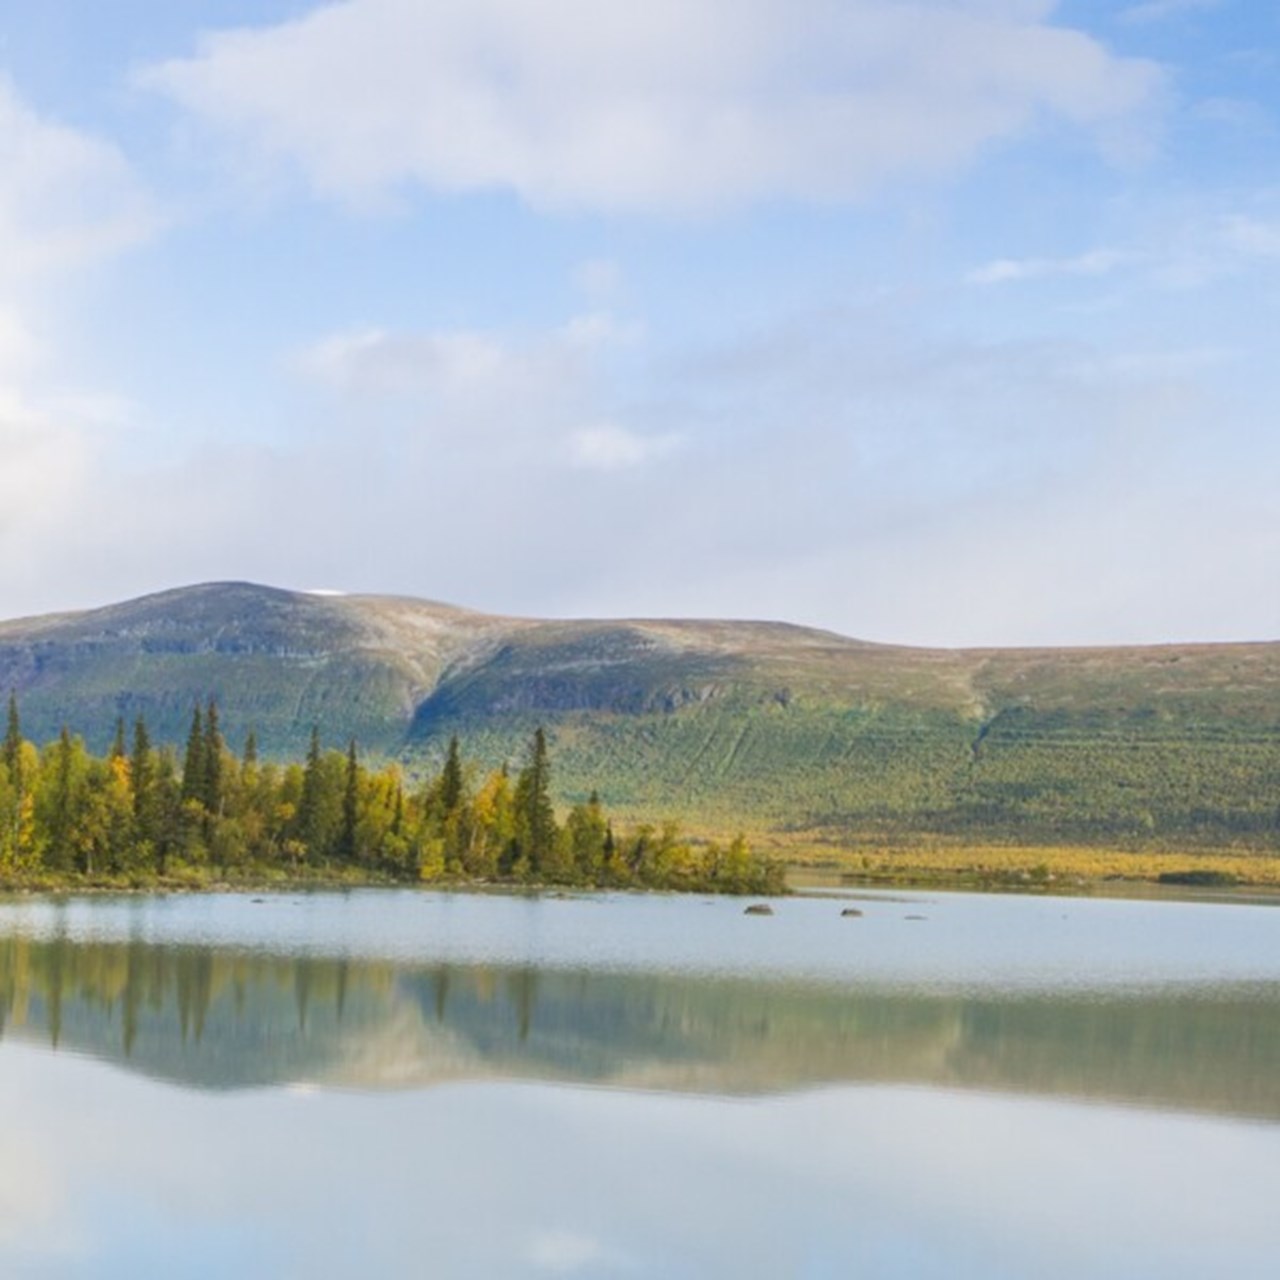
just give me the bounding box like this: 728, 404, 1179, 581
1, 582, 1277, 856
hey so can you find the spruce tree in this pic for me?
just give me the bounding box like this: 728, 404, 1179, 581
110, 717, 127, 760
3, 691, 23, 794
339, 739, 359, 862
391, 783, 405, 838
181, 706, 205, 803
514, 727, 556, 875
298, 726, 323, 855
49, 726, 76, 871
130, 717, 160, 868
131, 718, 154, 820
203, 699, 224, 816
242, 730, 258, 770
439, 735, 464, 815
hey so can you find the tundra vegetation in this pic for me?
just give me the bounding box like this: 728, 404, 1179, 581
0, 696, 784, 895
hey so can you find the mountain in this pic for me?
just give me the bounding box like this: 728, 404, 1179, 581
1, 581, 1278, 851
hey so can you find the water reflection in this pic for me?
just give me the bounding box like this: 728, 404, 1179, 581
3, 932, 1278, 1119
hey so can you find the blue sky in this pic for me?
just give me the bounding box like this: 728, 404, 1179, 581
0, 0, 1276, 644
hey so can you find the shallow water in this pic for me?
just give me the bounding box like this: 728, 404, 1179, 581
1, 888, 1277, 1276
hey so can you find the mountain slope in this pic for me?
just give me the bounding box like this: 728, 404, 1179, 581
1, 582, 1277, 851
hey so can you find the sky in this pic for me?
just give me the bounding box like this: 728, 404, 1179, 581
0, 0, 1276, 646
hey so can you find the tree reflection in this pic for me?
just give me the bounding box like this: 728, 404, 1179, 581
0, 931, 1277, 1120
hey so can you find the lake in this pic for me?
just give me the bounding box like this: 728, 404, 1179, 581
0, 887, 1277, 1277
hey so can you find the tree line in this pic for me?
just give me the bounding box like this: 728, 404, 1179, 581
0, 694, 783, 894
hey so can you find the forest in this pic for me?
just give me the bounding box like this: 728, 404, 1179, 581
0, 695, 784, 895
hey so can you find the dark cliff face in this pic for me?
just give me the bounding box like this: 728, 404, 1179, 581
1, 582, 1277, 846
410, 627, 745, 723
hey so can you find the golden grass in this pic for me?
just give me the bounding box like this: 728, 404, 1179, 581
668, 824, 1280, 888
808, 845, 1280, 888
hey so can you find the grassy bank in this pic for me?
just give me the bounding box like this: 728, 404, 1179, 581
778, 839, 1280, 891
5, 841, 1277, 898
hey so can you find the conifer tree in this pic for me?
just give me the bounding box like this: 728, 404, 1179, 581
181, 706, 205, 803
203, 699, 224, 816
514, 727, 556, 875
131, 717, 156, 848
110, 717, 127, 761
242, 730, 258, 771
603, 821, 617, 874
392, 783, 404, 838
441, 736, 464, 810
2, 691, 24, 849
47, 727, 77, 870
298, 726, 323, 856
3, 692, 23, 796
339, 739, 359, 862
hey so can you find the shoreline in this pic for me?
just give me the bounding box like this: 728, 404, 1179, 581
3, 862, 1279, 907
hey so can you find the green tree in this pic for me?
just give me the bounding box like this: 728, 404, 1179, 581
566, 790, 608, 883
130, 717, 159, 869
36, 728, 86, 873
339, 739, 359, 862
513, 727, 557, 877
3, 692, 23, 795
1, 693, 24, 857
180, 706, 205, 804
296, 726, 322, 857
296, 730, 344, 860
473, 767, 515, 878
439, 735, 464, 816
203, 699, 224, 817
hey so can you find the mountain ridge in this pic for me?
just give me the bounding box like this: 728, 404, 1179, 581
2, 581, 1277, 853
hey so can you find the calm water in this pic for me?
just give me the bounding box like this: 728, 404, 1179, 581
0, 887, 1277, 1277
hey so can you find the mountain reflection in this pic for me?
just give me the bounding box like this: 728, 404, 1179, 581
1, 932, 1277, 1119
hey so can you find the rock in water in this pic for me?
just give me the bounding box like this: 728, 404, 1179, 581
744, 903, 774, 916
841, 907, 863, 918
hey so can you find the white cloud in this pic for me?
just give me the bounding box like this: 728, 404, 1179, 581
299, 318, 628, 394
300, 327, 515, 396
0, 78, 154, 587
967, 248, 1131, 285
293, 313, 643, 457
966, 202, 1280, 293
60, 302, 1262, 647
568, 423, 681, 471
3, 236, 1274, 644
0, 306, 43, 385
1219, 214, 1280, 258
140, 0, 1162, 213
0, 395, 101, 580
0, 76, 157, 282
